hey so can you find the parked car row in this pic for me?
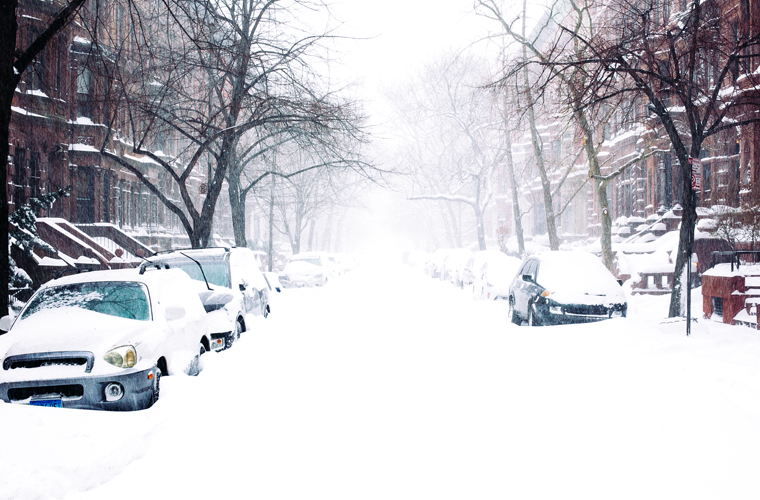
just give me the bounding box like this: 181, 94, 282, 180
419, 248, 628, 327
423, 248, 523, 301
277, 252, 355, 288
0, 246, 276, 411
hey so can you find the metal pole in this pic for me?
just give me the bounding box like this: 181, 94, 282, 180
686, 193, 693, 336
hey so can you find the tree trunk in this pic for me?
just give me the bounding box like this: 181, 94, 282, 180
669, 147, 698, 318
0, 1, 19, 315
654, 107, 698, 317
267, 177, 275, 271
505, 131, 525, 256
307, 218, 316, 251
576, 111, 614, 271
522, 5, 559, 251
229, 178, 247, 247
475, 209, 487, 250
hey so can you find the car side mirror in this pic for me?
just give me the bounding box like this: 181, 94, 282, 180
165, 305, 186, 321
522, 274, 533, 283
617, 279, 624, 286
239, 278, 249, 292
0, 315, 13, 332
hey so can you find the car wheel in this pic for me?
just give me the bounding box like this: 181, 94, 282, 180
508, 298, 520, 325
235, 319, 244, 340
528, 302, 540, 327
263, 304, 270, 319
187, 342, 206, 376
150, 367, 161, 407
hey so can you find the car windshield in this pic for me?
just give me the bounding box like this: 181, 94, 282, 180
159, 259, 230, 288
21, 281, 151, 321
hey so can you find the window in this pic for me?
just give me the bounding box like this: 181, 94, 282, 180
27, 27, 46, 93
77, 68, 93, 119
13, 148, 26, 207
712, 297, 723, 317
131, 187, 138, 227
117, 179, 126, 227
29, 152, 41, 203
76, 167, 95, 223
102, 170, 111, 222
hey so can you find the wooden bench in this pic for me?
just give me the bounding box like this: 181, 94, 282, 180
631, 271, 675, 295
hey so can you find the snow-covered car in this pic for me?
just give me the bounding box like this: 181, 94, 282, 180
0, 268, 209, 411
427, 248, 453, 279
143, 247, 270, 351
462, 250, 507, 290
508, 251, 627, 326
278, 260, 327, 287
287, 252, 335, 278
444, 249, 472, 287
472, 252, 522, 300
263, 272, 283, 293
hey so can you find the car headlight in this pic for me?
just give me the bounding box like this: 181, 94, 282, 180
104, 345, 137, 368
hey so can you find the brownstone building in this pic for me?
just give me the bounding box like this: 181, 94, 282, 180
9, 0, 214, 268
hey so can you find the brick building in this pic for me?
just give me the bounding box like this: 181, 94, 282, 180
9, 0, 225, 261
495, 0, 760, 246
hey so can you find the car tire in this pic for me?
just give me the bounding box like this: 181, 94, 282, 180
235, 319, 244, 340
528, 303, 540, 327
263, 304, 269, 319
188, 342, 206, 376
508, 299, 520, 325
151, 367, 161, 407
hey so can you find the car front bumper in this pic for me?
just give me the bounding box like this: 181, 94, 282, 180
209, 331, 233, 351
536, 300, 627, 325
0, 366, 158, 411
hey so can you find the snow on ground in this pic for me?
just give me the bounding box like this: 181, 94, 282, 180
2, 262, 760, 499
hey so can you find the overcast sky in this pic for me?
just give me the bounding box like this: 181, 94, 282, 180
327, 0, 490, 125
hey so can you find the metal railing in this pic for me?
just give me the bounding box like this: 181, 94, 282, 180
711, 251, 760, 271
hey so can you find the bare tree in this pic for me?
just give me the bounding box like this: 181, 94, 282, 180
546, 0, 760, 316
478, 0, 657, 263
0, 0, 88, 314
227, 100, 373, 247
399, 52, 506, 251
97, 0, 350, 248
270, 146, 365, 254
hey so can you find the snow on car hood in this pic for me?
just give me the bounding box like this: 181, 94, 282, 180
1, 307, 154, 357
536, 251, 626, 305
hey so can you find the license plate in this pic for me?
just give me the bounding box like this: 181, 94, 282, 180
30, 399, 62, 408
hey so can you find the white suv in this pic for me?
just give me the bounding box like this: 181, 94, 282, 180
0, 268, 209, 410
143, 247, 270, 350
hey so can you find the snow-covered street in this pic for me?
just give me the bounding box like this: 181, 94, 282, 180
3, 261, 760, 499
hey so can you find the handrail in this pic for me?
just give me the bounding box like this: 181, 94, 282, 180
711, 250, 760, 271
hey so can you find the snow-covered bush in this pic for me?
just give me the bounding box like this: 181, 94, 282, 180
7, 187, 70, 310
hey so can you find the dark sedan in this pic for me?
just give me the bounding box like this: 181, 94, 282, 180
508, 251, 627, 326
